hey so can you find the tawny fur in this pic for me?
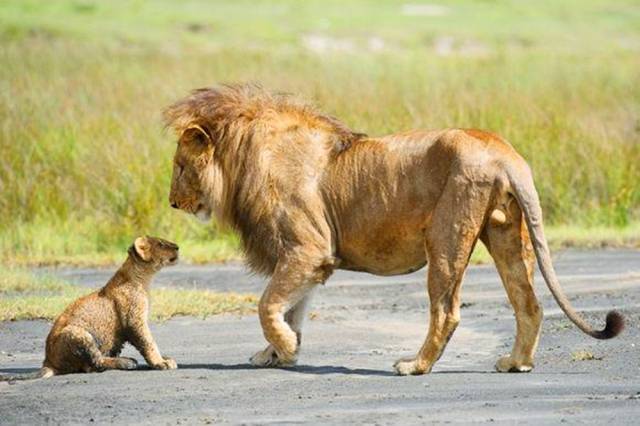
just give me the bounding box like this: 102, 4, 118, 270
0, 236, 179, 381
165, 83, 623, 375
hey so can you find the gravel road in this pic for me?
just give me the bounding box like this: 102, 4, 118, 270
1, 250, 639, 424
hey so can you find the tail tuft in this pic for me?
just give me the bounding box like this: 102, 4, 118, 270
592, 311, 624, 339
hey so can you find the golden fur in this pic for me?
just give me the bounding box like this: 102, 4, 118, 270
1, 237, 179, 381
165, 83, 623, 375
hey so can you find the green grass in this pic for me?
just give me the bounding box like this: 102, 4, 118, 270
0, 0, 639, 266
0, 266, 257, 321
1, 218, 241, 266
469, 224, 640, 264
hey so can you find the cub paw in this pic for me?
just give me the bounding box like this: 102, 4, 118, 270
152, 357, 178, 370
118, 357, 138, 370
495, 355, 533, 373
250, 345, 297, 368
393, 356, 428, 376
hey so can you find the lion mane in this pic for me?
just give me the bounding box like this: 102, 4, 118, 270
164, 83, 365, 275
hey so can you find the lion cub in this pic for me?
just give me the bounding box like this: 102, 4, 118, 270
2, 236, 179, 381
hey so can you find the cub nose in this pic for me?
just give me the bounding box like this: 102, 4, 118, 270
170, 202, 179, 209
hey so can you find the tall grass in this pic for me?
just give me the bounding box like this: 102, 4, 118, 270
1, 0, 638, 264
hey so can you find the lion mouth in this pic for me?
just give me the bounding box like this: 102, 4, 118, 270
194, 207, 211, 222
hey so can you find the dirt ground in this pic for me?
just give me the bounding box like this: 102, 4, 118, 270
1, 249, 639, 424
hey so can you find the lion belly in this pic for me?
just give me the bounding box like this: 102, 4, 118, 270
336, 220, 428, 276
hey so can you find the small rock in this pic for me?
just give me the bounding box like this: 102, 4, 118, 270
571, 350, 603, 361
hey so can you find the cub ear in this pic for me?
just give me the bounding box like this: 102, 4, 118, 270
134, 236, 152, 261
182, 124, 212, 145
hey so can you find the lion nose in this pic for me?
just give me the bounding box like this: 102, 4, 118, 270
170, 202, 179, 209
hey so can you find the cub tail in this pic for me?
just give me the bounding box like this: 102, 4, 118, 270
0, 366, 55, 382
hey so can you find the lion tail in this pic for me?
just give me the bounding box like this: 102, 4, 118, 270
0, 366, 55, 382
505, 161, 624, 340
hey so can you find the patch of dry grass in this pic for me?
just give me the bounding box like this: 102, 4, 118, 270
0, 266, 257, 322
151, 289, 256, 321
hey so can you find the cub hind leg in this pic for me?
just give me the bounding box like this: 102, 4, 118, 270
481, 199, 542, 372
55, 326, 137, 373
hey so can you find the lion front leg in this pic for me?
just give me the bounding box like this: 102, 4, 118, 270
250, 290, 315, 367
250, 257, 327, 368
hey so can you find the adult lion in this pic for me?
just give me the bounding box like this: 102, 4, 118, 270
164, 83, 623, 375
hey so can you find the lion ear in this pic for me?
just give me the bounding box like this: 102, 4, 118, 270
182, 124, 212, 145
134, 236, 152, 261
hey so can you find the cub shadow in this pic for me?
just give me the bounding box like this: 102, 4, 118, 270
0, 367, 39, 375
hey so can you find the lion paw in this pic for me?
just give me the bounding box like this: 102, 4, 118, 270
393, 356, 428, 376
250, 345, 297, 368
495, 355, 533, 373
151, 357, 178, 370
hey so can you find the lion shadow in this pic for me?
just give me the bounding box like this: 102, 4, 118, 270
174, 363, 522, 377
177, 363, 394, 376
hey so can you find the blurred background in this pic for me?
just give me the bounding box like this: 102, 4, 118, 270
1, 0, 638, 266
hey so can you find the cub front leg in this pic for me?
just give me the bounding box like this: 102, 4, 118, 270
250, 256, 329, 368
129, 318, 177, 370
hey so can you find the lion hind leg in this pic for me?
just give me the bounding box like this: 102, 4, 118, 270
394, 240, 475, 376
395, 179, 488, 375
481, 199, 542, 373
